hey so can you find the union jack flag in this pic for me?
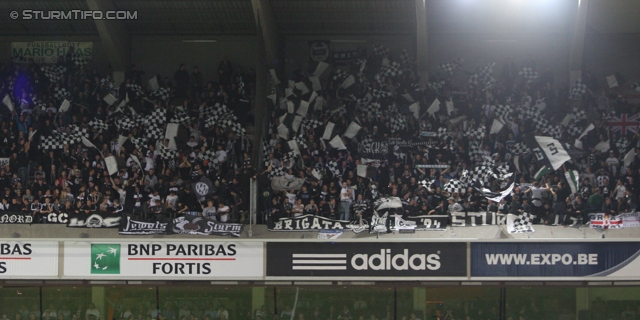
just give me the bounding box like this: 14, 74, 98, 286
608, 114, 640, 135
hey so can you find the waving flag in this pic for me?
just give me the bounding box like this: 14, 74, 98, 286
608, 114, 640, 135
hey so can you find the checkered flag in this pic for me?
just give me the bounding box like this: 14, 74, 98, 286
159, 144, 179, 160
371, 44, 389, 57
483, 77, 497, 92
468, 141, 484, 160
572, 108, 586, 121
149, 87, 170, 101
30, 95, 46, 110
100, 78, 116, 95
507, 212, 535, 233
170, 108, 191, 126
363, 103, 382, 118
130, 137, 147, 152
68, 124, 89, 139
566, 124, 582, 137
227, 121, 247, 137
71, 54, 89, 67
438, 58, 462, 75
444, 180, 466, 195
268, 166, 285, 179
294, 134, 308, 150
368, 87, 392, 99
53, 87, 71, 101
569, 79, 587, 99
616, 137, 630, 152
418, 179, 435, 191
465, 125, 486, 141
326, 160, 341, 177
332, 69, 350, 83
399, 49, 415, 68
262, 139, 274, 167
428, 81, 445, 92
437, 127, 449, 139
477, 62, 496, 79
508, 142, 530, 155
145, 108, 166, 126
116, 117, 138, 131
282, 151, 299, 168
145, 124, 165, 140
380, 61, 402, 78
88, 119, 109, 132
521, 105, 540, 119
493, 105, 512, 118
302, 119, 323, 130
390, 115, 407, 133
40, 130, 81, 150
126, 83, 145, 97
41, 65, 66, 83
518, 67, 538, 83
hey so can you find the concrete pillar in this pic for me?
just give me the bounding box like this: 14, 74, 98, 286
575, 288, 589, 318
91, 286, 106, 320
569, 0, 589, 85
251, 0, 280, 170
252, 287, 266, 316
86, 0, 131, 82
415, 0, 429, 86
413, 287, 427, 319
251, 0, 280, 69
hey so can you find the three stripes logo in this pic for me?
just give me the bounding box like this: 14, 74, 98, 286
292, 253, 347, 271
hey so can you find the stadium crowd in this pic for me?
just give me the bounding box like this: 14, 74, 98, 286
261, 45, 640, 228
0, 52, 254, 223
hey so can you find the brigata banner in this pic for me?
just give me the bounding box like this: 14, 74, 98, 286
63, 241, 263, 280
12, 41, 93, 64
471, 242, 640, 278
266, 242, 466, 278
0, 241, 58, 278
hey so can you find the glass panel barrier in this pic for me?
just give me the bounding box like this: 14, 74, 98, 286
0, 287, 40, 320
423, 286, 500, 320
506, 286, 576, 320
41, 287, 92, 320
158, 286, 253, 320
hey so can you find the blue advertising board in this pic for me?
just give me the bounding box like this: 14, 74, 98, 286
471, 242, 640, 278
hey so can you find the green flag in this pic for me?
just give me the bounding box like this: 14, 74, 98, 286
534, 166, 551, 181
564, 170, 579, 194
91, 244, 121, 274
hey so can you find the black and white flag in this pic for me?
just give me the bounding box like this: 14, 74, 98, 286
526, 136, 572, 170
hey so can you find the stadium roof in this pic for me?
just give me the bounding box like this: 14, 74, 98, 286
0, 0, 636, 37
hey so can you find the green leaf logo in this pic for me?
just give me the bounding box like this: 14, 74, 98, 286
90, 244, 121, 274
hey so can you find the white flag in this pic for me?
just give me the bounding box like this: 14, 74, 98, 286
409, 102, 420, 119
309, 76, 322, 91
59, 99, 71, 112
313, 62, 329, 77
148, 76, 159, 91
427, 98, 440, 117
624, 148, 636, 168
322, 122, 335, 140
490, 118, 505, 134
103, 94, 118, 106
329, 135, 347, 150
269, 69, 280, 85
357, 165, 368, 178
606, 75, 619, 88
344, 122, 362, 139
594, 140, 610, 152
533, 136, 572, 170
2, 94, 14, 112
341, 75, 355, 89
294, 82, 310, 95
314, 96, 324, 111
277, 123, 289, 139
292, 115, 303, 132
105, 156, 119, 175
287, 140, 300, 155
297, 101, 309, 117
81, 137, 96, 149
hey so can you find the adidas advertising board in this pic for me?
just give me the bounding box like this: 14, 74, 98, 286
472, 242, 640, 278
0, 241, 58, 278
266, 242, 466, 278
63, 241, 263, 280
